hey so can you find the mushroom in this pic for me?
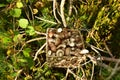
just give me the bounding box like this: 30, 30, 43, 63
54, 32, 65, 39
65, 47, 71, 56
57, 28, 62, 33
57, 44, 66, 49
48, 29, 56, 38
63, 29, 71, 38
54, 34, 59, 38
48, 38, 55, 43
48, 42, 57, 52
56, 49, 64, 57
70, 57, 78, 65
47, 50, 52, 56
70, 37, 75, 42
80, 49, 89, 54
71, 47, 75, 50
55, 38, 61, 46
75, 35, 81, 42
76, 43, 83, 48
59, 32, 65, 39
69, 42, 75, 47
48, 37, 61, 46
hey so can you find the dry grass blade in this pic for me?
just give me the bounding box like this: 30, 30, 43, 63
60, 0, 67, 27
53, 0, 61, 23
35, 16, 57, 24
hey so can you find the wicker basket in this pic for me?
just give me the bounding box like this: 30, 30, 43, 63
46, 28, 87, 68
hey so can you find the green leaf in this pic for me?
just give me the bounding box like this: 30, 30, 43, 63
45, 70, 52, 76
0, 4, 6, 8
26, 57, 34, 68
16, 1, 23, 8
10, 72, 17, 77
23, 48, 31, 57
19, 19, 29, 28
2, 37, 12, 45
43, 64, 49, 72
80, 15, 88, 21
6, 0, 12, 3
39, 77, 45, 80
9, 8, 21, 17
26, 26, 35, 35
13, 34, 22, 43
18, 59, 27, 63
24, 75, 32, 80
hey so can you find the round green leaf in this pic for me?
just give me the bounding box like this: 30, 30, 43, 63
26, 26, 35, 35
16, 1, 23, 8
19, 19, 29, 28
10, 8, 21, 17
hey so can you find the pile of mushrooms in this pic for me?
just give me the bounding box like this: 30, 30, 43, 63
46, 28, 90, 68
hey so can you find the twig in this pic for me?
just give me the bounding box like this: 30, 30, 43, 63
15, 69, 23, 80
35, 31, 46, 36
35, 16, 57, 24
72, 6, 78, 15
26, 37, 46, 43
87, 43, 108, 54
17, 43, 26, 55
68, 0, 73, 16
97, 62, 113, 71
34, 42, 47, 61
106, 60, 120, 80
53, 0, 61, 23
79, 0, 87, 4
90, 44, 101, 56
65, 68, 69, 79
28, 5, 34, 26
104, 41, 114, 58
40, 62, 48, 68
88, 29, 101, 47
117, 66, 120, 71
81, 60, 91, 66
17, 37, 46, 55
64, 67, 81, 80
23, 3, 31, 24
91, 62, 95, 80
101, 56, 120, 63
65, 0, 73, 22
68, 68, 80, 79
60, 0, 67, 27
81, 67, 86, 78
